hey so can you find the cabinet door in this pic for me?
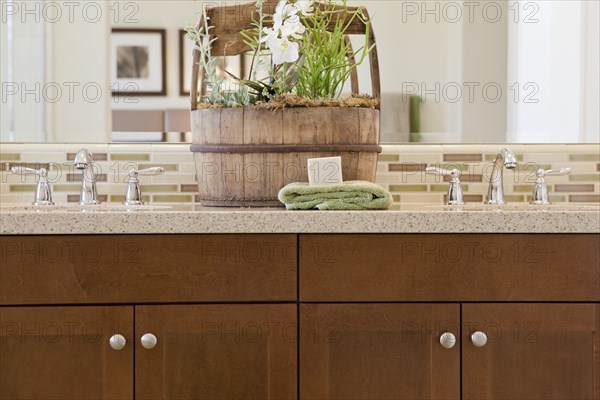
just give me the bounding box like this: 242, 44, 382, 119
300, 304, 460, 400
463, 303, 600, 400
0, 306, 133, 400
135, 304, 297, 399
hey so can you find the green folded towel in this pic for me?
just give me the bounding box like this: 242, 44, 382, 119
278, 181, 393, 210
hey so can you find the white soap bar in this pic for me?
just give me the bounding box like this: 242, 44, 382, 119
307, 156, 343, 186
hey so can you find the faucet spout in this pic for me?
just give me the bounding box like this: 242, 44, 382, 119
74, 148, 100, 205
486, 148, 517, 205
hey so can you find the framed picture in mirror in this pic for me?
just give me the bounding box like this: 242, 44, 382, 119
111, 28, 167, 96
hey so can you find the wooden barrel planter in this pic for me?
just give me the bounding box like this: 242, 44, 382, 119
191, 107, 381, 207
189, 1, 381, 207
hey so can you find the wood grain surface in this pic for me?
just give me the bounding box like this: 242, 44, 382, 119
135, 304, 297, 399
299, 234, 600, 301
462, 303, 600, 400
0, 235, 297, 305
0, 306, 133, 399
300, 303, 460, 400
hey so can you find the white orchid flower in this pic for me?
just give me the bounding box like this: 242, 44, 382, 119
294, 0, 314, 16
281, 20, 305, 40
261, 27, 278, 45
270, 36, 299, 65
274, 0, 298, 30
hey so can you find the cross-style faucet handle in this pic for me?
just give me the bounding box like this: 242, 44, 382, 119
10, 166, 54, 206
531, 167, 571, 205
124, 167, 165, 206
426, 166, 464, 205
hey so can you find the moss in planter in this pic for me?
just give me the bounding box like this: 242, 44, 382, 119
196, 93, 380, 110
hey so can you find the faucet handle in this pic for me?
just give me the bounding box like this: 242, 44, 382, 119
426, 166, 464, 205
129, 167, 165, 177
531, 167, 571, 205
536, 167, 571, 178
11, 166, 42, 175
10, 166, 54, 206
425, 167, 461, 179
124, 167, 165, 206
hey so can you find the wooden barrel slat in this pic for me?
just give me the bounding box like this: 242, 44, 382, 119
191, 107, 380, 207
359, 108, 380, 145
220, 108, 244, 144
332, 108, 361, 145
283, 108, 334, 145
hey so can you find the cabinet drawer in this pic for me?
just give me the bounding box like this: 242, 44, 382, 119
0, 234, 297, 305
299, 234, 600, 301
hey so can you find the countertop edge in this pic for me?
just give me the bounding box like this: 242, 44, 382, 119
1, 210, 598, 235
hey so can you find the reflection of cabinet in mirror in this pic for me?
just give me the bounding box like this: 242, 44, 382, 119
111, 109, 192, 142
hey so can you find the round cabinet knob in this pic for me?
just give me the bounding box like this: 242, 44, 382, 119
471, 331, 488, 347
140, 333, 158, 350
439, 332, 456, 349
109, 334, 126, 351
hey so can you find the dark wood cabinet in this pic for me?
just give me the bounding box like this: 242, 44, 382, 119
1, 233, 598, 399
0, 234, 297, 304
299, 234, 600, 400
462, 303, 600, 400
0, 306, 133, 400
299, 234, 600, 301
135, 304, 297, 400
300, 303, 460, 400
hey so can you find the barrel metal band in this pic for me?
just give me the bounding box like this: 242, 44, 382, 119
190, 145, 383, 154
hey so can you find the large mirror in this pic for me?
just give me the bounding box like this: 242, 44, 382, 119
1, 0, 598, 143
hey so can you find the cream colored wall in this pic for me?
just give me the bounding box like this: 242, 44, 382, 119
350, 0, 508, 142
507, 0, 595, 143
0, 1, 109, 142
582, 0, 600, 142
46, 1, 110, 142
460, 1, 508, 143
1, 7, 46, 142
0, 17, 8, 140
349, 0, 461, 137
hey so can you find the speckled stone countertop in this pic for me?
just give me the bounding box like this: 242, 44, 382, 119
1, 203, 599, 235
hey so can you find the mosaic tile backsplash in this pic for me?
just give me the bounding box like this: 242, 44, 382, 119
0, 143, 598, 205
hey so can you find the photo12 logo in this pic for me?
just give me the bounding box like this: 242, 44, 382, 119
1, 1, 140, 24
400, 1, 541, 24
402, 81, 540, 104
1, 82, 103, 104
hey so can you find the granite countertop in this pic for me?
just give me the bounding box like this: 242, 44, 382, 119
0, 203, 599, 235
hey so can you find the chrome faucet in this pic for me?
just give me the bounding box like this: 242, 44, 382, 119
74, 148, 101, 205
123, 166, 165, 206
486, 148, 517, 205
11, 166, 54, 206
425, 166, 464, 205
